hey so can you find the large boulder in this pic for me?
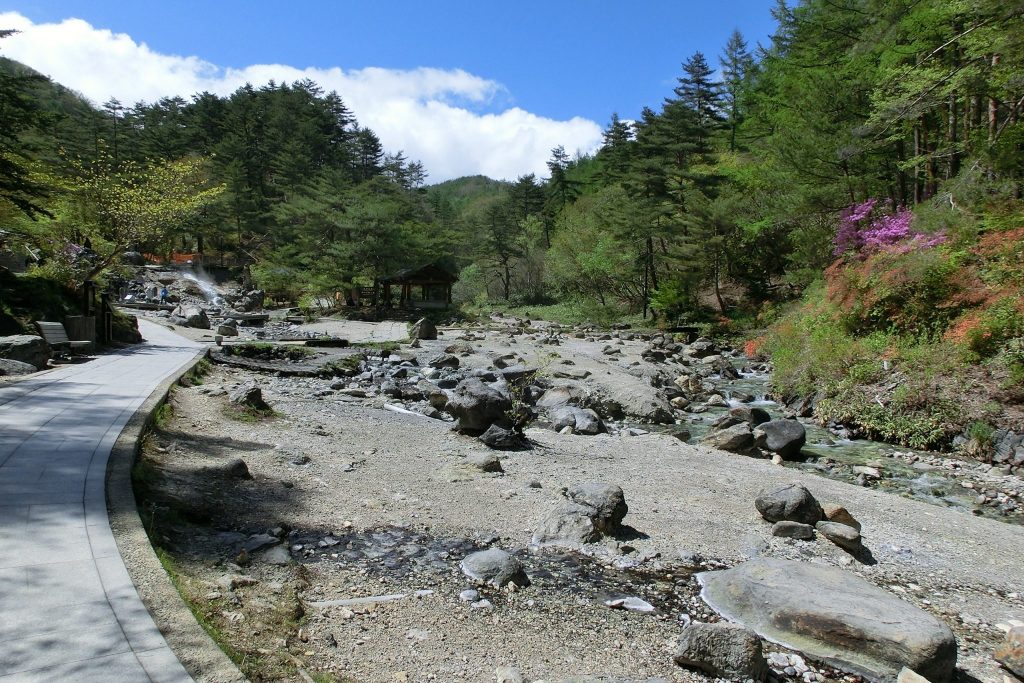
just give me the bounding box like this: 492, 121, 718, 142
531, 502, 602, 546
673, 622, 768, 681
460, 549, 529, 588
995, 625, 1024, 678
755, 483, 823, 525
234, 289, 265, 312
0, 334, 50, 370
171, 305, 211, 329
409, 317, 437, 340
550, 406, 604, 435
532, 483, 628, 547
699, 558, 957, 683
0, 358, 38, 376
699, 423, 755, 454
446, 377, 512, 433
755, 419, 807, 459
565, 483, 627, 533
729, 405, 771, 427
229, 382, 271, 411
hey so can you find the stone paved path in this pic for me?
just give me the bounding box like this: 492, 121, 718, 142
0, 320, 202, 682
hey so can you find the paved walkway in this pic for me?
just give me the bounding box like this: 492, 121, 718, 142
0, 320, 202, 682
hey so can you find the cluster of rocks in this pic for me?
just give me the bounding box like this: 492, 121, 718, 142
755, 482, 866, 554
699, 406, 807, 461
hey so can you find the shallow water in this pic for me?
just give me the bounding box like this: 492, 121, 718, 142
660, 364, 1022, 525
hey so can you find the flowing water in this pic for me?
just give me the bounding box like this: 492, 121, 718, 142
670, 363, 1023, 525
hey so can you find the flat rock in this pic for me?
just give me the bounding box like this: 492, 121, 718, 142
771, 520, 815, 540
816, 520, 863, 552
673, 622, 767, 681
698, 558, 957, 682
460, 548, 529, 588
0, 358, 37, 376
822, 503, 862, 531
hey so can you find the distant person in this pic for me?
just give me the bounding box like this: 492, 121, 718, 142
160, 286, 169, 302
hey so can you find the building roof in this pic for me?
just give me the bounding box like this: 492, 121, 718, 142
378, 263, 458, 285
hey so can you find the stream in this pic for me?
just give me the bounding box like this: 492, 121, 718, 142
673, 362, 1024, 526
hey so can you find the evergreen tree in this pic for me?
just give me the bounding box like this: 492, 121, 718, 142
720, 29, 754, 151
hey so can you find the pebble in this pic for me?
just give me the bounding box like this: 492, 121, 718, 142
459, 589, 480, 602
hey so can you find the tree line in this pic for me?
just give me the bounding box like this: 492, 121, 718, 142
1, 0, 1022, 321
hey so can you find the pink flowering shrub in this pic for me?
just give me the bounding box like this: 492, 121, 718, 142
833, 199, 946, 257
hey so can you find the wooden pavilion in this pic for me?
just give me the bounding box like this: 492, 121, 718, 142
375, 264, 458, 309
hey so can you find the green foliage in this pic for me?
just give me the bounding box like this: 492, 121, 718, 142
816, 386, 958, 450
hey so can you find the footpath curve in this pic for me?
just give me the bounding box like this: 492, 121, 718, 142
0, 320, 203, 682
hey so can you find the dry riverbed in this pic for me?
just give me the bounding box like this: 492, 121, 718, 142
134, 321, 1024, 683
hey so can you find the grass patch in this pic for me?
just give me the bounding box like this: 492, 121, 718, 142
320, 353, 365, 377
357, 341, 401, 355
151, 402, 173, 429
223, 342, 313, 362
177, 357, 212, 387
153, 547, 271, 677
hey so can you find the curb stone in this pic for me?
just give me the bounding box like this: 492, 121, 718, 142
106, 346, 249, 683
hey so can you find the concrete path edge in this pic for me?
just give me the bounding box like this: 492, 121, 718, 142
105, 348, 248, 683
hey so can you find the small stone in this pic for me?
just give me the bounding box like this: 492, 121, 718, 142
464, 452, 503, 473
460, 549, 530, 588
458, 589, 479, 602
771, 521, 815, 540
822, 503, 862, 531
495, 667, 524, 683
604, 596, 656, 612
673, 622, 768, 681
897, 667, 932, 683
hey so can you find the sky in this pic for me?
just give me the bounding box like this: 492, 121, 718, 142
0, 1, 779, 182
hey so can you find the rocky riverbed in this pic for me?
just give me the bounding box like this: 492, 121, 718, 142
133, 315, 1024, 683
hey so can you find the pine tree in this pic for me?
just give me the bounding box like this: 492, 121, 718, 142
720, 30, 754, 151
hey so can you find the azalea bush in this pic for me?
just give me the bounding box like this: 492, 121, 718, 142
833, 198, 946, 258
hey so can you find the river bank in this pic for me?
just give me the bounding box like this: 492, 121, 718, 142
131, 314, 1024, 682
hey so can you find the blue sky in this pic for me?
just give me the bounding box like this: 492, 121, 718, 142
1, 1, 779, 180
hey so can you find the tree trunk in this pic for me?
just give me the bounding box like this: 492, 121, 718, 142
989, 54, 1001, 142
913, 123, 923, 205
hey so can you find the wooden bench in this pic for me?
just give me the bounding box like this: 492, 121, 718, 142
34, 321, 94, 354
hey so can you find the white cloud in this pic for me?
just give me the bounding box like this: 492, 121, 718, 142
0, 11, 603, 181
